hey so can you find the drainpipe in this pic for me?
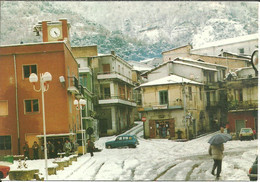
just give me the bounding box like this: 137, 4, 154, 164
13, 54, 20, 154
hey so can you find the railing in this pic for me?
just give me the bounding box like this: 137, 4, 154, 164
228, 100, 258, 110
97, 71, 133, 85
67, 76, 79, 94
68, 76, 79, 89
141, 101, 183, 110
99, 94, 135, 102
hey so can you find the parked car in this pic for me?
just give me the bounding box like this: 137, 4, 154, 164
239, 128, 254, 141
248, 156, 258, 181
105, 135, 139, 149
0, 165, 10, 179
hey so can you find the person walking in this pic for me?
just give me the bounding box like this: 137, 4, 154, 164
63, 139, 72, 157
23, 141, 29, 159
47, 141, 55, 159
55, 141, 63, 157
87, 139, 95, 157
209, 143, 224, 179
253, 128, 257, 139
32, 141, 39, 159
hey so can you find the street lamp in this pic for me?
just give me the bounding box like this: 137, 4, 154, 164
74, 99, 86, 155
29, 72, 52, 180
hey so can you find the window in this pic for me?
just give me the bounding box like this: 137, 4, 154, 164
102, 64, 110, 74
199, 88, 202, 101
209, 72, 214, 83
159, 90, 168, 105
79, 74, 87, 87
104, 87, 110, 99
24, 99, 39, 113
188, 87, 192, 101
0, 135, 11, 150
23, 65, 37, 78
239, 48, 244, 54
0, 101, 8, 116
239, 89, 243, 101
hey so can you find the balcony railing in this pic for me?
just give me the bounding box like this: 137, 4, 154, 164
228, 100, 258, 110
138, 101, 183, 111
67, 76, 79, 94
99, 94, 135, 102
97, 71, 134, 85
98, 94, 136, 106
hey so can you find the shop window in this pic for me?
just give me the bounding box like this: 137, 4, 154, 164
159, 90, 168, 105
23, 65, 37, 78
0, 100, 8, 116
0, 135, 11, 150
24, 99, 39, 113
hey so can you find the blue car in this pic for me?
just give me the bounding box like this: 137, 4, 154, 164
105, 135, 139, 149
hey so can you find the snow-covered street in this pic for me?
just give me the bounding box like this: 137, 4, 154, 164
4, 122, 257, 181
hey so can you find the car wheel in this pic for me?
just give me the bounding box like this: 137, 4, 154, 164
128, 144, 136, 148
0, 171, 3, 179
107, 145, 111, 149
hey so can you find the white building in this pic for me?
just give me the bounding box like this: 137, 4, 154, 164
92, 52, 137, 136
191, 33, 258, 56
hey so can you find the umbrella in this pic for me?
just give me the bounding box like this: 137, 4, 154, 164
208, 133, 232, 145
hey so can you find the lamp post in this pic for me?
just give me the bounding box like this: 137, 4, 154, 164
74, 99, 86, 155
29, 72, 52, 180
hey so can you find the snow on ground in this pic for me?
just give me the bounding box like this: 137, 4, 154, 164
3, 122, 258, 181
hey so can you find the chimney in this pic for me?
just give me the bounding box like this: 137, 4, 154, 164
111, 51, 115, 55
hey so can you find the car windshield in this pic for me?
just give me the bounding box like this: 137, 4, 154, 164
241, 129, 252, 133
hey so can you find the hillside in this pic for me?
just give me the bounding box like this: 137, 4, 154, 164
0, 1, 258, 61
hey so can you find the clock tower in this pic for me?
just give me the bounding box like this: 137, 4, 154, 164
33, 19, 71, 44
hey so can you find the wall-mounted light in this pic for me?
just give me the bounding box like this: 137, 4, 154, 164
59, 76, 65, 87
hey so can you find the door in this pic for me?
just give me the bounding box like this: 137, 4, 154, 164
169, 119, 175, 137
114, 136, 123, 147
149, 120, 156, 138
100, 119, 108, 135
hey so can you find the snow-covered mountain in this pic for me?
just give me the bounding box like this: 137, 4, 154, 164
0, 1, 258, 61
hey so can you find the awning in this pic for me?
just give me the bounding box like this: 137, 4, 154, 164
36, 133, 76, 138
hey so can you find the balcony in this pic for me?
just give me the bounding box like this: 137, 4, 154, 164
138, 101, 183, 112
97, 71, 134, 86
75, 85, 85, 99
98, 94, 136, 107
228, 100, 258, 111
67, 77, 79, 94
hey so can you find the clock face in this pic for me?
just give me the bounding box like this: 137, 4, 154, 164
49, 27, 61, 38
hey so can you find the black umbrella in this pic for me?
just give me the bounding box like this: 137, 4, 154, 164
208, 133, 232, 145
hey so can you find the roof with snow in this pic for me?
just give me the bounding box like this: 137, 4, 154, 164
220, 51, 251, 59
128, 61, 154, 71
175, 57, 227, 69
192, 33, 258, 50
141, 59, 219, 76
161, 44, 192, 54
173, 61, 218, 71
140, 75, 203, 87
